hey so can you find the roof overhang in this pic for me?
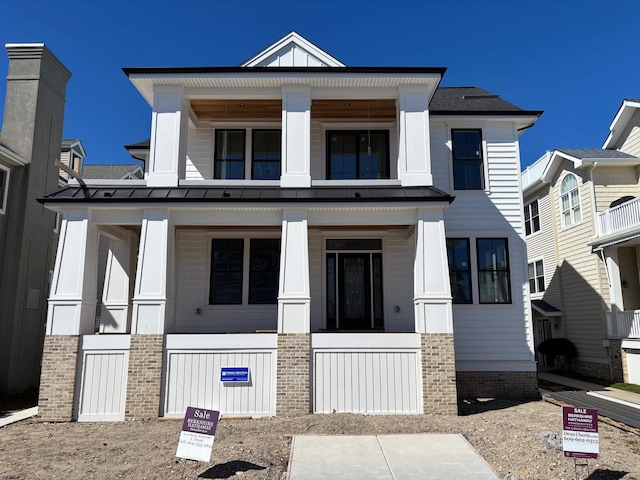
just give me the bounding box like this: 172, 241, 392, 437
531, 300, 562, 317
603, 99, 640, 149
540, 149, 640, 185
0, 142, 26, 166
123, 67, 446, 106
431, 113, 541, 132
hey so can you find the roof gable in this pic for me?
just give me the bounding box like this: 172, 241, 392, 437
240, 31, 345, 67
603, 99, 640, 149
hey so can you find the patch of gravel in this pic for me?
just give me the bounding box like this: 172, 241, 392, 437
0, 399, 639, 479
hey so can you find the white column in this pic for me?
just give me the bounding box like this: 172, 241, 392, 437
131, 209, 173, 334
414, 206, 453, 333
398, 86, 432, 187
99, 228, 138, 333
147, 85, 188, 187
281, 85, 311, 188
47, 209, 98, 335
278, 209, 310, 333
606, 247, 624, 313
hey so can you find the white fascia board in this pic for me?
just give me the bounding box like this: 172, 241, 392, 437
430, 114, 540, 130
603, 100, 640, 149
540, 150, 582, 183
0, 143, 26, 166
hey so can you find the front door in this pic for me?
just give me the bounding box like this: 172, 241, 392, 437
326, 240, 384, 330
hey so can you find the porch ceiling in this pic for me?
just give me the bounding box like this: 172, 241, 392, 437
190, 99, 397, 120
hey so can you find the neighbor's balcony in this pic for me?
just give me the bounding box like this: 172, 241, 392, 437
606, 310, 640, 339
598, 197, 640, 237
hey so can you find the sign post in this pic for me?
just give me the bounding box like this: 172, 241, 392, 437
562, 406, 598, 479
176, 407, 220, 463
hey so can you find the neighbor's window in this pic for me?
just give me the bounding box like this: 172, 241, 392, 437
477, 238, 511, 304
528, 260, 545, 294
327, 130, 389, 180
252, 129, 281, 180
214, 130, 245, 179
446, 238, 472, 304
0, 165, 9, 215
524, 199, 540, 236
452, 129, 484, 190
560, 173, 581, 227
210, 238, 280, 305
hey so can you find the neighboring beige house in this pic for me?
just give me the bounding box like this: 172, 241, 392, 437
522, 99, 640, 383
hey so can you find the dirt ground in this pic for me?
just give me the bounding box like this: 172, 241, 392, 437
0, 398, 639, 480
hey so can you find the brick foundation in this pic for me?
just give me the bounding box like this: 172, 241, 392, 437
38, 335, 80, 422
276, 333, 310, 415
572, 359, 611, 381
456, 371, 539, 399
421, 333, 457, 415
125, 335, 164, 420
609, 339, 624, 383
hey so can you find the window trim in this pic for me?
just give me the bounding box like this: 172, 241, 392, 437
0, 164, 10, 215
325, 129, 391, 180
524, 198, 541, 236
451, 128, 485, 191
560, 173, 582, 228
528, 257, 545, 296
446, 238, 473, 304
251, 129, 282, 180
476, 237, 512, 304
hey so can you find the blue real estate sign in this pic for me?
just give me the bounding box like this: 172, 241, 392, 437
220, 367, 249, 382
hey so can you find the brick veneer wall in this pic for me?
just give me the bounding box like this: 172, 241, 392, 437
276, 333, 310, 415
572, 359, 611, 381
609, 339, 624, 383
125, 334, 164, 420
38, 335, 80, 422
421, 333, 458, 415
456, 371, 539, 399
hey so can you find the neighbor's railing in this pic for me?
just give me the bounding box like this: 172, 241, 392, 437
598, 197, 640, 236
606, 310, 640, 339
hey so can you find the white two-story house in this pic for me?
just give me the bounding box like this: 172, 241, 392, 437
38, 32, 542, 422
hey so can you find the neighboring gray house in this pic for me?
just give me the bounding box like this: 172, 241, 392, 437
0, 44, 71, 396
81, 163, 144, 180
522, 99, 640, 384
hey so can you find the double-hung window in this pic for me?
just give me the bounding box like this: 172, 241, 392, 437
327, 130, 389, 180
477, 238, 511, 304
452, 129, 484, 190
446, 238, 472, 304
560, 173, 581, 227
524, 200, 540, 236
209, 238, 280, 305
528, 260, 545, 295
0, 165, 8, 215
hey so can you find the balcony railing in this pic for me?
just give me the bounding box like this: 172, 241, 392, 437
598, 197, 640, 236
606, 310, 640, 339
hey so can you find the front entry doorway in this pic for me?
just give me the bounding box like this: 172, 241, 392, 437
326, 239, 384, 330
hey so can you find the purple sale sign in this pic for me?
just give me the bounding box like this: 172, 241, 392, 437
176, 407, 220, 462
562, 406, 599, 459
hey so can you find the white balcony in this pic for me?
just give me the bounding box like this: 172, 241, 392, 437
606, 310, 640, 339
598, 197, 640, 237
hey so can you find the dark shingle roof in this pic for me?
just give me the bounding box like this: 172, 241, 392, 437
61, 139, 80, 149
81, 164, 143, 179
124, 138, 150, 150
532, 300, 561, 315
556, 148, 637, 160
40, 185, 453, 204
430, 87, 542, 115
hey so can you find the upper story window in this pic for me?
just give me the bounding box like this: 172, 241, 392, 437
477, 238, 511, 304
446, 238, 472, 304
528, 260, 545, 295
0, 165, 9, 215
524, 199, 540, 236
560, 173, 581, 227
214, 129, 282, 180
452, 129, 484, 190
327, 130, 389, 180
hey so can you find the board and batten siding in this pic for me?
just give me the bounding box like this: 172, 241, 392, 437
551, 164, 607, 360
163, 334, 277, 417
618, 110, 640, 157
431, 120, 535, 370
76, 335, 130, 422
524, 185, 562, 308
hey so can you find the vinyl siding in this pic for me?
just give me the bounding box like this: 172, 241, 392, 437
593, 166, 639, 213
185, 127, 213, 180
618, 110, 640, 157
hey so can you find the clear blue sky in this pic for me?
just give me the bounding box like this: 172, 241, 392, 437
1, 0, 638, 169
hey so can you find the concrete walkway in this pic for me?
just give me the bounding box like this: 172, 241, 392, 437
0, 406, 38, 428
289, 434, 499, 480
538, 372, 640, 409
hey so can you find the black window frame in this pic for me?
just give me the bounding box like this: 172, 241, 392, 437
251, 129, 282, 180
326, 130, 390, 180
524, 199, 540, 236
528, 259, 545, 295
476, 237, 512, 304
209, 238, 244, 305
214, 129, 246, 179
451, 129, 485, 190
248, 238, 281, 304
446, 238, 472, 304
